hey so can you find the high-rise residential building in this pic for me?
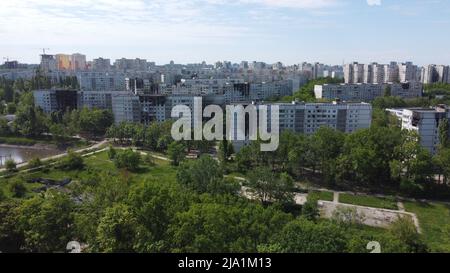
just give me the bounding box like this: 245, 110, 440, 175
40, 54, 57, 73
345, 61, 420, 84
92, 58, 111, 71
114, 58, 147, 71
33, 90, 78, 113
55, 54, 71, 70
387, 105, 450, 155
422, 64, 450, 84
399, 62, 419, 82
344, 62, 364, 83
314, 82, 423, 101
383, 62, 400, 83
111, 93, 141, 124
70, 53, 86, 71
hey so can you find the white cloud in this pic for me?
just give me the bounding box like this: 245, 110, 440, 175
238, 0, 338, 9
367, 0, 382, 6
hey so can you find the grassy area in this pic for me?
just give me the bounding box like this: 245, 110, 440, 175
404, 201, 450, 252
309, 190, 334, 201
339, 193, 398, 210
0, 151, 177, 199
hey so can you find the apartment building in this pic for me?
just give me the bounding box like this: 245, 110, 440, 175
33, 89, 78, 113
92, 58, 111, 71
387, 105, 450, 154
77, 72, 126, 91
111, 93, 141, 124
344, 62, 420, 84
70, 53, 87, 71
422, 64, 450, 84
261, 101, 372, 134
314, 82, 423, 102
224, 81, 292, 104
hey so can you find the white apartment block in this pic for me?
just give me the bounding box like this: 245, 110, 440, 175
263, 101, 372, 134
387, 106, 450, 154
422, 64, 450, 84
345, 62, 420, 84
314, 82, 423, 102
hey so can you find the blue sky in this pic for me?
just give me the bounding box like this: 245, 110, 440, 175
0, 0, 449, 65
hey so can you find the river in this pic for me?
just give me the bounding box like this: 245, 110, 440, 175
0, 145, 63, 166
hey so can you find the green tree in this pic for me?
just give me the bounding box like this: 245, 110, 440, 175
108, 145, 117, 160
17, 191, 75, 252
0, 200, 25, 252
28, 158, 42, 168
9, 178, 27, 198
247, 167, 295, 205
384, 86, 392, 97
167, 142, 186, 166
95, 203, 138, 253
389, 216, 428, 253
302, 195, 320, 221
60, 150, 84, 171
438, 118, 450, 149
113, 149, 141, 171
13, 104, 48, 137
5, 159, 17, 173
128, 179, 192, 252
276, 218, 347, 253
177, 155, 239, 195
78, 107, 114, 137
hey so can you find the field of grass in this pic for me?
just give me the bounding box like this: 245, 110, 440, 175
309, 190, 334, 201
404, 201, 450, 252
339, 193, 398, 210
0, 151, 177, 199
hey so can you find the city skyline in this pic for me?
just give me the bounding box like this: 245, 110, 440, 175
1, 0, 450, 65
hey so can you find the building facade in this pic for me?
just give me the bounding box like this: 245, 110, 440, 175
387, 106, 450, 154
314, 82, 423, 102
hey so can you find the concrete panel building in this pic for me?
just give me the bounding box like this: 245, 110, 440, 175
387, 105, 450, 154
314, 82, 423, 102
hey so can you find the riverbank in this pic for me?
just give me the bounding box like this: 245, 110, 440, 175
0, 143, 62, 151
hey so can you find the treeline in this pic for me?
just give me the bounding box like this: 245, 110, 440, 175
106, 122, 216, 155
227, 124, 450, 199
0, 154, 426, 253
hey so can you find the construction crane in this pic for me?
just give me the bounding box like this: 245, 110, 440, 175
40, 48, 50, 55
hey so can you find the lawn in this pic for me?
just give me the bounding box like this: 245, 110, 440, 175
339, 193, 398, 210
404, 201, 450, 253
309, 190, 334, 201
0, 151, 178, 198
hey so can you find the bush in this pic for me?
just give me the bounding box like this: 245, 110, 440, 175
108, 145, 117, 160
114, 149, 141, 171
4, 159, 17, 172
144, 154, 155, 166
302, 195, 320, 221
28, 158, 42, 168
60, 150, 84, 171
0, 188, 5, 201
9, 179, 27, 198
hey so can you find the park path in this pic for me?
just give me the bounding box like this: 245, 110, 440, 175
333, 192, 340, 203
